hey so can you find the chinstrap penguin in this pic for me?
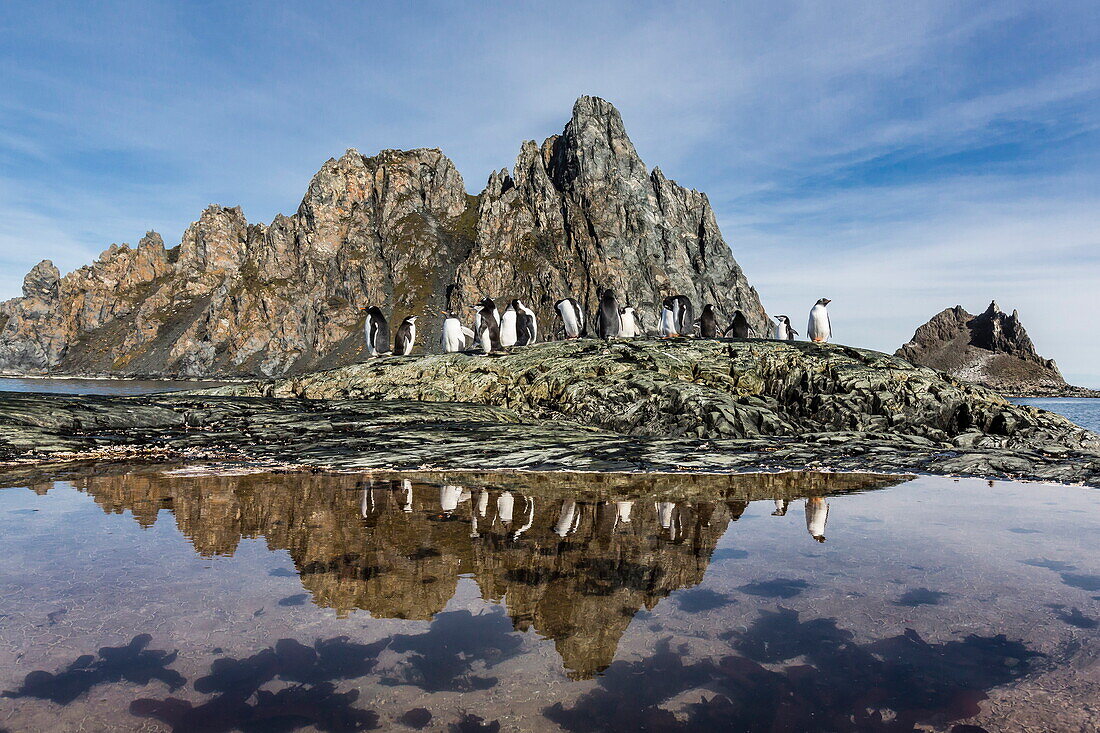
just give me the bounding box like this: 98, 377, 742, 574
440, 312, 475, 353
722, 310, 752, 338
473, 297, 501, 354
499, 302, 518, 347
514, 300, 538, 345
698, 304, 719, 338
773, 314, 798, 340
619, 305, 643, 338
393, 315, 418, 355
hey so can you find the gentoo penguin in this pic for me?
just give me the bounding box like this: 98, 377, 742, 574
595, 289, 621, 339
393, 315, 418, 355
807, 298, 832, 343
514, 300, 538, 345
499, 303, 519, 347
364, 306, 391, 356
473, 297, 501, 354
440, 313, 475, 353
699, 304, 719, 338
619, 305, 643, 338
555, 298, 586, 338
773, 314, 798, 341
722, 310, 752, 338
805, 497, 829, 542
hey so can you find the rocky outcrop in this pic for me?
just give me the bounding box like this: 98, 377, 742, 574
1, 340, 1097, 486
0, 97, 766, 378
897, 302, 1091, 396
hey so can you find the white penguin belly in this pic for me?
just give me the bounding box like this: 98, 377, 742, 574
500, 311, 518, 347
559, 305, 580, 337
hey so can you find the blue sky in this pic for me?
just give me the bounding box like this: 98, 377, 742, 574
2, 1, 1098, 384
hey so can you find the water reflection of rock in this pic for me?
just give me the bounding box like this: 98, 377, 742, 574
70, 470, 908, 679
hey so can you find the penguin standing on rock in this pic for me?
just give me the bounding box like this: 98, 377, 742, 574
595, 289, 621, 339
394, 316, 418, 356
619, 305, 643, 338
659, 295, 694, 337
499, 303, 518, 347
556, 298, 586, 338
698, 304, 719, 338
441, 313, 475, 353
364, 306, 390, 356
773, 315, 798, 341
807, 298, 832, 343
722, 310, 752, 338
474, 297, 501, 354
514, 300, 538, 345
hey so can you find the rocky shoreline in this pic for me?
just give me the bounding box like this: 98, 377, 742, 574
1, 339, 1097, 486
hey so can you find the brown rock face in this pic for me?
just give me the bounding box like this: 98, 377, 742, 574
0, 97, 766, 378
897, 302, 1070, 395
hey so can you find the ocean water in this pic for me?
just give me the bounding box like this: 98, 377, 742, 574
0, 377, 229, 396
1, 468, 1097, 732
1011, 397, 1100, 434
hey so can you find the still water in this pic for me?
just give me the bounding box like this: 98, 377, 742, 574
1, 468, 1098, 732
0, 377, 230, 396
1011, 397, 1100, 434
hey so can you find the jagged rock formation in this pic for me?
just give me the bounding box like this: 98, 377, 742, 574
58, 470, 902, 678
0, 97, 766, 378
897, 302, 1089, 396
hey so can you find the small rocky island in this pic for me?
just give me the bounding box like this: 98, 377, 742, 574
898, 301, 1095, 397
2, 339, 1097, 487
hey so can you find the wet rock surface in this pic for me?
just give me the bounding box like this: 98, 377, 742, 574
1, 339, 1097, 486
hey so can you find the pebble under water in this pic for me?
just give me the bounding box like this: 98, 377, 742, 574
1, 468, 1098, 732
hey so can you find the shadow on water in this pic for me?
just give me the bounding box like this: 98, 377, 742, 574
2, 634, 184, 705
545, 606, 1041, 732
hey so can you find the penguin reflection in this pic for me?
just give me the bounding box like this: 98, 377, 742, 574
440, 484, 471, 515
555, 499, 581, 538
772, 498, 789, 516
401, 479, 414, 513
805, 497, 829, 542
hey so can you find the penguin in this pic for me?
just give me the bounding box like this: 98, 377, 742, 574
440, 313, 476, 353
402, 479, 414, 513
722, 310, 752, 338
659, 295, 694, 337
773, 314, 798, 341
615, 501, 633, 524
807, 298, 832, 343
499, 303, 519, 348
440, 484, 470, 515
473, 297, 501, 354
805, 497, 829, 542
619, 305, 644, 338
393, 315, 418, 356
698, 304, 719, 338
364, 306, 391, 356
514, 300, 538, 345
772, 498, 789, 516
596, 289, 621, 339
671, 296, 694, 336
555, 298, 586, 338
658, 297, 678, 337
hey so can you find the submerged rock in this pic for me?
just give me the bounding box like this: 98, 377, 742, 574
0, 97, 765, 378
897, 302, 1095, 397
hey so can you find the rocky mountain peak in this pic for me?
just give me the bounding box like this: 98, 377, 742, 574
22, 260, 60, 300
897, 302, 1070, 395
0, 96, 768, 378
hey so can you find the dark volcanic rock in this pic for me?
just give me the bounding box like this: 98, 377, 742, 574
0, 97, 766, 378
2, 340, 1097, 486
897, 302, 1091, 396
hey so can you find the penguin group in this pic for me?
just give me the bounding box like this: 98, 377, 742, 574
363, 293, 834, 356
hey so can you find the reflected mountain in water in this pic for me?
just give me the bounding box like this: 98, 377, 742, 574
57, 470, 909, 679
